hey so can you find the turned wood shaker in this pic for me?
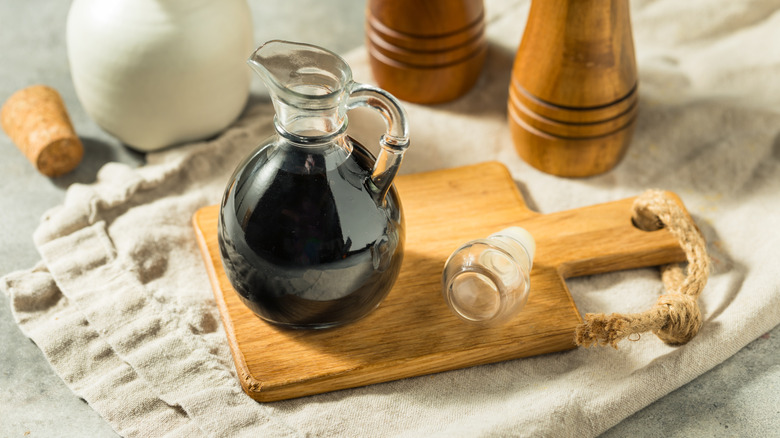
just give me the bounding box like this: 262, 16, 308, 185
366, 0, 486, 104
508, 0, 638, 177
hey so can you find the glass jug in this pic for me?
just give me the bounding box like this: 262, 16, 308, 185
218, 40, 410, 329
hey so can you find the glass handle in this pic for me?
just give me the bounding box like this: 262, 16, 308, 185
347, 82, 410, 202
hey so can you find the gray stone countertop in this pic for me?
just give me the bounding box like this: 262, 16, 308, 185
1, 1, 777, 437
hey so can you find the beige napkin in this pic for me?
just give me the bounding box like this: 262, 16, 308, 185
4, 0, 780, 436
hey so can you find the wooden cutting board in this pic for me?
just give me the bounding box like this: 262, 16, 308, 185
193, 161, 686, 402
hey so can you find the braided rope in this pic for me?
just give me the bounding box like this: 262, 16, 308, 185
575, 190, 710, 348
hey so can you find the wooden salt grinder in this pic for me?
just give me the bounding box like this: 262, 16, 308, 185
508, 0, 638, 177
366, 0, 487, 104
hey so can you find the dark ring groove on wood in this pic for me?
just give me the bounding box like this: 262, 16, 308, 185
509, 86, 639, 128
509, 102, 637, 141
367, 40, 487, 70
366, 25, 485, 56
512, 80, 638, 112
366, 10, 485, 40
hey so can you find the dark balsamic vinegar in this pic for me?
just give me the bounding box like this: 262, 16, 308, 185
218, 137, 404, 329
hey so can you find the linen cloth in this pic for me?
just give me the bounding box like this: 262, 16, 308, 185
4, 0, 780, 436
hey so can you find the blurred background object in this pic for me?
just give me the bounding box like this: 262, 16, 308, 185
66, 0, 254, 151
366, 0, 486, 104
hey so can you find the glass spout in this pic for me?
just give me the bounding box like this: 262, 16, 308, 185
248, 40, 352, 138
248, 40, 410, 203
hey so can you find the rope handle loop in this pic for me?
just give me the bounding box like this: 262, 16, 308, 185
575, 190, 710, 348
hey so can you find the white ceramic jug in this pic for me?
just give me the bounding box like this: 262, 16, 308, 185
67, 0, 253, 151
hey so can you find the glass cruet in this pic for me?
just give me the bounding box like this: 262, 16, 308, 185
218, 40, 410, 330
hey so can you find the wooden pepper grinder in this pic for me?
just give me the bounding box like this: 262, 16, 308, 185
366, 0, 486, 104
508, 0, 638, 177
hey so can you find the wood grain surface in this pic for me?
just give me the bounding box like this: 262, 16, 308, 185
193, 162, 687, 402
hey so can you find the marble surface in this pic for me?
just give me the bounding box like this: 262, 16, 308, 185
0, 1, 777, 437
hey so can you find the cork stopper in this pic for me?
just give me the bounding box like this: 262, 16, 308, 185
1, 85, 84, 177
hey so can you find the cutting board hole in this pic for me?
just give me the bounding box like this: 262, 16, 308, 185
631, 215, 664, 232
